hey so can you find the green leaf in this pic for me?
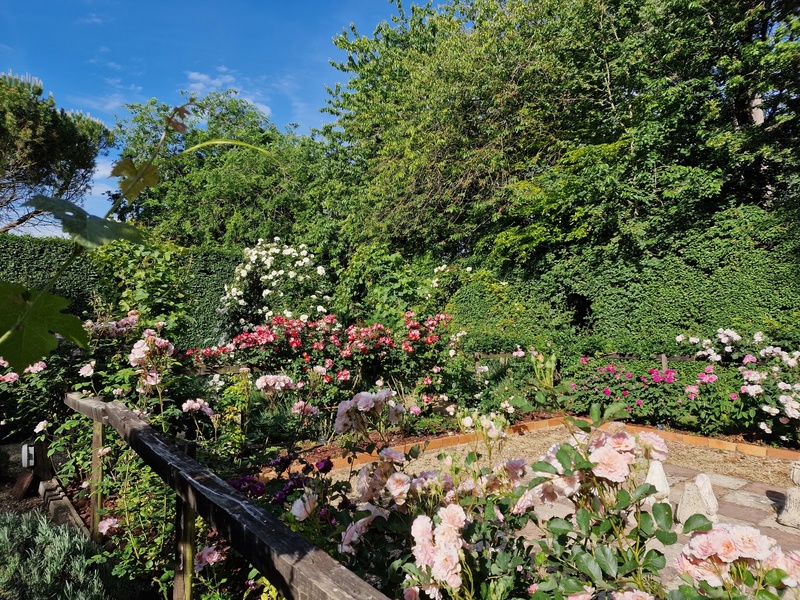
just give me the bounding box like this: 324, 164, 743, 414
530, 460, 558, 474
763, 568, 788, 588
653, 502, 673, 531
603, 402, 630, 421
642, 549, 666, 571
408, 444, 421, 459
575, 508, 590, 536
594, 546, 618, 578
111, 157, 160, 200
682, 514, 713, 534
655, 529, 678, 545
0, 282, 88, 371
614, 489, 631, 510
753, 590, 780, 600
24, 196, 145, 249
631, 483, 657, 503
547, 518, 574, 535
637, 512, 655, 536
590, 404, 601, 425
574, 551, 603, 583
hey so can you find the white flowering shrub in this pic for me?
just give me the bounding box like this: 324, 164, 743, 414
218, 238, 332, 336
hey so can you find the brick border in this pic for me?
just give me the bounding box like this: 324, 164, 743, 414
330, 417, 800, 471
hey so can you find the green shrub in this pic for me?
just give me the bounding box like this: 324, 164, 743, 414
0, 511, 126, 600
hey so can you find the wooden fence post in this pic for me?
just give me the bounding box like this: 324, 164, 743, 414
90, 420, 104, 544
174, 443, 196, 600
660, 353, 668, 372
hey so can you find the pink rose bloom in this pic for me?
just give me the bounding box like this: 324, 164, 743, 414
742, 354, 757, 364
23, 361, 47, 374
0, 372, 19, 384
403, 587, 420, 600
606, 432, 635, 453
386, 472, 411, 505
603, 387, 612, 396
589, 446, 631, 483
379, 447, 405, 464
291, 401, 319, 416
336, 369, 351, 381
580, 356, 589, 365
290, 492, 318, 521
353, 391, 376, 412
409, 405, 422, 416
674, 553, 728, 587
438, 503, 467, 530
528, 584, 539, 594
637, 432, 668, 461
194, 545, 222, 572
98, 516, 119, 535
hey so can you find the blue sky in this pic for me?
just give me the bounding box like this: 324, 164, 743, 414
1, 0, 400, 221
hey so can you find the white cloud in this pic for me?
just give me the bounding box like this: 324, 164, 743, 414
93, 158, 116, 180
78, 13, 105, 25
185, 70, 237, 94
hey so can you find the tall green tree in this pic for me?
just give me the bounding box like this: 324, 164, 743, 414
113, 90, 320, 248
325, 0, 799, 265
0, 73, 112, 231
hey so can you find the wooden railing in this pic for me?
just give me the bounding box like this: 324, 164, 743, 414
64, 392, 390, 600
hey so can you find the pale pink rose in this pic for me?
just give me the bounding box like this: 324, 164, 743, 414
589, 445, 631, 483
23, 361, 47, 374
353, 391, 375, 412
291, 401, 319, 416
503, 458, 528, 484
194, 545, 222, 572
379, 447, 405, 464
97, 447, 111, 456
0, 372, 19, 383
674, 553, 728, 587
637, 432, 668, 461
404, 586, 420, 600
438, 503, 467, 530
386, 472, 412, 505
730, 524, 774, 561
533, 480, 559, 504
431, 546, 462, 589
33, 420, 48, 433
528, 583, 539, 594
97, 517, 118, 534
409, 405, 422, 416
290, 492, 317, 521
606, 432, 635, 453
781, 550, 800, 586
567, 585, 594, 600
78, 362, 95, 377
512, 488, 537, 514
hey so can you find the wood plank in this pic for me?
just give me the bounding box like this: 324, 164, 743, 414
65, 393, 389, 600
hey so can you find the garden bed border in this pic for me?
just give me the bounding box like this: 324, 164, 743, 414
330, 417, 800, 470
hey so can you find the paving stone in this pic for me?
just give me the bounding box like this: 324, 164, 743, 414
720, 489, 781, 513
792, 462, 800, 486
702, 472, 749, 490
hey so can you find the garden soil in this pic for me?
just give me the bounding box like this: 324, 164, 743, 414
329, 424, 795, 489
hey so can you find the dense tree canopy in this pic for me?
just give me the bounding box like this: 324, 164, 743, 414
0, 72, 112, 231
325, 0, 799, 265
112, 90, 320, 248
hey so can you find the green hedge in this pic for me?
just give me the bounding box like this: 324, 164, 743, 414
0, 234, 100, 317
0, 234, 239, 350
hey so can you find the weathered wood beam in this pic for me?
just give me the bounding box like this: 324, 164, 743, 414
65, 393, 390, 600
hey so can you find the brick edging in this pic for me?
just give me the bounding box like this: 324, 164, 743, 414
329, 417, 800, 471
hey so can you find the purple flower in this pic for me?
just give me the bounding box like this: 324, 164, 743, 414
315, 457, 334, 474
